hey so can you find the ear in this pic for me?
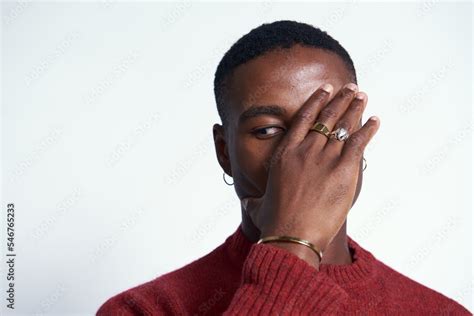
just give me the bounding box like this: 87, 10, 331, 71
213, 123, 232, 177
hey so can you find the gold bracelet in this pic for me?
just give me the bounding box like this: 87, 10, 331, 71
257, 235, 323, 262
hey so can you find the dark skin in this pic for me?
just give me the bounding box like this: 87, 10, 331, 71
213, 44, 378, 267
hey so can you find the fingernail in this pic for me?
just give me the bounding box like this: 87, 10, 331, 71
344, 83, 358, 92
355, 92, 366, 100
320, 83, 333, 94
369, 116, 379, 122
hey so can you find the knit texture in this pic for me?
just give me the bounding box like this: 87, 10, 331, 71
97, 224, 471, 315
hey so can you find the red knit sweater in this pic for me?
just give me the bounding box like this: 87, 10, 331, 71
97, 224, 470, 315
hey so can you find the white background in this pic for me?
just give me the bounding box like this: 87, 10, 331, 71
1, 1, 472, 315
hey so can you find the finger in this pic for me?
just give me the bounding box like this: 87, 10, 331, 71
340, 116, 380, 166
303, 82, 359, 148
325, 91, 367, 154
283, 83, 334, 146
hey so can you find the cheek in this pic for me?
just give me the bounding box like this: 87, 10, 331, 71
232, 136, 279, 188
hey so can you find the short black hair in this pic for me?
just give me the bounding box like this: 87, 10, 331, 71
213, 20, 357, 128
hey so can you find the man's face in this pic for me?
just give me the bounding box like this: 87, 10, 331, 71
214, 44, 362, 203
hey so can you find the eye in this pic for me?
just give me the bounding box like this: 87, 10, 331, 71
251, 126, 285, 139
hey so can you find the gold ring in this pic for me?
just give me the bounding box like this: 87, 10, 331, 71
309, 122, 331, 138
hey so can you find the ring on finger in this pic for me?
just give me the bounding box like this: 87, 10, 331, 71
329, 127, 350, 141
309, 122, 331, 138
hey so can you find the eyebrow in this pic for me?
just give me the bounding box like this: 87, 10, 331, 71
238, 105, 287, 124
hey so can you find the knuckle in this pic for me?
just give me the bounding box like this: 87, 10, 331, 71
319, 107, 338, 121
334, 163, 350, 177
296, 110, 314, 124
334, 161, 358, 180
312, 88, 331, 101
295, 145, 311, 161
351, 100, 364, 111
348, 133, 364, 147
321, 146, 339, 161
278, 150, 298, 170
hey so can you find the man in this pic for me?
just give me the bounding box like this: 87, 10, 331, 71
97, 20, 470, 315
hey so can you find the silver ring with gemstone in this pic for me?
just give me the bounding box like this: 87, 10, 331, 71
330, 127, 349, 141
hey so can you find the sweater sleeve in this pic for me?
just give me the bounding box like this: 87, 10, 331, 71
96, 281, 185, 316
223, 243, 349, 315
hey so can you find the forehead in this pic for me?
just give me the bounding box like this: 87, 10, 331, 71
225, 44, 353, 126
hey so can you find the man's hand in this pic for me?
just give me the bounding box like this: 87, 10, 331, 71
242, 82, 380, 268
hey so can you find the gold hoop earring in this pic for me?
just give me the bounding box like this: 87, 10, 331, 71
363, 157, 367, 171
223, 172, 234, 186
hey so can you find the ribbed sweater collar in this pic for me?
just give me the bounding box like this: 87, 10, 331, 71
226, 223, 377, 286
